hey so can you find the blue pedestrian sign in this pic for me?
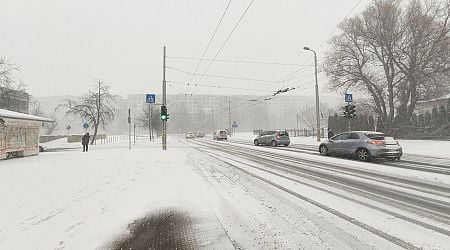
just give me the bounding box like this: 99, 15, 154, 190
83, 123, 89, 129
146, 94, 156, 104
345, 93, 353, 103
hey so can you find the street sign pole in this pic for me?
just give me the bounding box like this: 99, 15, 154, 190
128, 108, 131, 150
345, 93, 353, 132
162, 46, 167, 150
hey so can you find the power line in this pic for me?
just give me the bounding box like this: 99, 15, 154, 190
275, 0, 365, 87
213, 83, 316, 116
189, 0, 232, 84
196, 0, 256, 85
166, 66, 277, 83
167, 81, 274, 92
167, 56, 314, 67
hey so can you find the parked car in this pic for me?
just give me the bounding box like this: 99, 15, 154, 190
318, 131, 402, 161
213, 130, 228, 140
254, 130, 290, 147
185, 132, 195, 139
195, 132, 205, 138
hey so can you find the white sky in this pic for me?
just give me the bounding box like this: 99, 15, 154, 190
0, 0, 371, 98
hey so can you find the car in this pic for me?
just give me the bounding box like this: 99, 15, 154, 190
185, 132, 195, 139
39, 145, 48, 152
195, 132, 205, 138
318, 131, 402, 161
213, 129, 228, 140
254, 130, 290, 147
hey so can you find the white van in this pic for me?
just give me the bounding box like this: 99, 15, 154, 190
213, 129, 228, 140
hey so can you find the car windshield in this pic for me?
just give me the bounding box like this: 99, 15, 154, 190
219, 131, 227, 135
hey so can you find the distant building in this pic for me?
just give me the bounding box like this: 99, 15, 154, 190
416, 94, 450, 112
0, 87, 30, 113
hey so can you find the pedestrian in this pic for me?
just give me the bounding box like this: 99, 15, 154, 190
327, 128, 334, 139
82, 132, 90, 152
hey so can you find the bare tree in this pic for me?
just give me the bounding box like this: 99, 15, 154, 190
58, 81, 116, 144
136, 105, 162, 141
0, 57, 28, 112
324, 0, 450, 128
298, 103, 333, 131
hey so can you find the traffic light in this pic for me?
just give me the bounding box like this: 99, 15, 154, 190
342, 104, 356, 118
160, 105, 168, 121
343, 104, 350, 118
348, 104, 356, 118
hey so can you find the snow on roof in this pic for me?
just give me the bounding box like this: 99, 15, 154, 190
417, 94, 450, 104
0, 109, 53, 122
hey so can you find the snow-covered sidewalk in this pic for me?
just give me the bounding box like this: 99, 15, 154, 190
0, 138, 232, 249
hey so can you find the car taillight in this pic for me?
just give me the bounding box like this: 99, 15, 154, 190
368, 140, 385, 145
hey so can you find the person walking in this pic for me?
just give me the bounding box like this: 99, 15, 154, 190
82, 132, 90, 152
327, 128, 334, 139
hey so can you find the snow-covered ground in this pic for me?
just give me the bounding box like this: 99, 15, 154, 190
1, 135, 449, 249
231, 132, 450, 159
0, 137, 232, 249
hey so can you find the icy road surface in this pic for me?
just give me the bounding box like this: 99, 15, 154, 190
0, 136, 449, 249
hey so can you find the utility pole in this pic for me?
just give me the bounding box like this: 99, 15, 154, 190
133, 123, 136, 143
228, 98, 231, 137
162, 46, 167, 150
212, 107, 215, 131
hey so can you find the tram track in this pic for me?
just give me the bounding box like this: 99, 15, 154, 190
187, 140, 450, 249
226, 138, 450, 175
187, 139, 450, 236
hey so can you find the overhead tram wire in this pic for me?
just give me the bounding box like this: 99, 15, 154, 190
189, 0, 232, 84
167, 56, 314, 67
166, 66, 277, 84
213, 85, 316, 117
167, 81, 274, 93
213, 83, 316, 117
195, 0, 256, 85
275, 0, 365, 88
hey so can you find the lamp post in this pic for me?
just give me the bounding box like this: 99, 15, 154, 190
303, 47, 321, 142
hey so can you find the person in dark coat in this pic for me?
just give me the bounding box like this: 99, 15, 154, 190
82, 132, 90, 152
327, 128, 334, 139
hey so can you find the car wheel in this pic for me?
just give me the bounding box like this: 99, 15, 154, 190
271, 140, 277, 147
284, 143, 290, 147
254, 140, 259, 146
319, 145, 328, 156
356, 149, 371, 162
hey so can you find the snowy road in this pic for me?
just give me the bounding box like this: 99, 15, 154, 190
187, 138, 450, 249
1, 136, 449, 249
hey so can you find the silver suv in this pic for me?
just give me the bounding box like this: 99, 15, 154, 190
254, 130, 290, 147
319, 131, 402, 161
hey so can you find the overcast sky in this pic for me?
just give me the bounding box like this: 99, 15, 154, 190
0, 0, 371, 98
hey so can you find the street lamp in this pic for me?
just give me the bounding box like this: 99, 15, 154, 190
303, 46, 321, 142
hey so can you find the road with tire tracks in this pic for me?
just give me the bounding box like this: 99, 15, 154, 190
185, 137, 450, 249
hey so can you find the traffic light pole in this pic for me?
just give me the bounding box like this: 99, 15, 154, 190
162, 46, 167, 150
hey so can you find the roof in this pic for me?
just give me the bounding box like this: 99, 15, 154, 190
417, 94, 450, 104
0, 109, 54, 122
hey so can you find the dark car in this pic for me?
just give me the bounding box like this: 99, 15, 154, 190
254, 130, 290, 147
195, 132, 205, 138
318, 131, 402, 161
